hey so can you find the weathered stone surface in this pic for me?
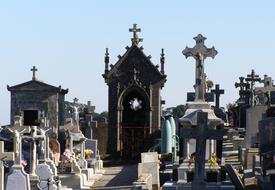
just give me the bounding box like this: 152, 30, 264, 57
6, 165, 31, 190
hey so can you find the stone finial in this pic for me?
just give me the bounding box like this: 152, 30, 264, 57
129, 24, 143, 45
160, 48, 165, 74
104, 48, 109, 72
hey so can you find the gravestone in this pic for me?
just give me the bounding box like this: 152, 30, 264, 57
138, 160, 159, 190
245, 105, 267, 148
35, 163, 57, 190
85, 139, 98, 159
141, 152, 159, 163
211, 84, 224, 108
5, 165, 31, 190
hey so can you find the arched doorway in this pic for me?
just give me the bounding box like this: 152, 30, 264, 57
120, 87, 150, 159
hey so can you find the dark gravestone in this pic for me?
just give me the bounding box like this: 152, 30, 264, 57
187, 92, 214, 102
181, 112, 224, 187
211, 84, 225, 108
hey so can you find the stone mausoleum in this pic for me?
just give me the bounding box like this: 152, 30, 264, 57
103, 24, 167, 159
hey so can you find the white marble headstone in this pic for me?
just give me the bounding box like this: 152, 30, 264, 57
141, 152, 158, 163
6, 166, 30, 190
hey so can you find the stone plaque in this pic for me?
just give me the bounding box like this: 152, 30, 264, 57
85, 139, 97, 159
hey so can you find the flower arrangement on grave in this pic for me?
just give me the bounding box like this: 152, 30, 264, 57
21, 160, 27, 167
208, 153, 218, 169
85, 149, 93, 159
61, 149, 75, 163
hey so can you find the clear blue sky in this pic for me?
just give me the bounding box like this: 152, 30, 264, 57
0, 1, 275, 124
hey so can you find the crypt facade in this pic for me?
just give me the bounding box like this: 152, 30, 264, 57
7, 66, 68, 137
103, 24, 167, 158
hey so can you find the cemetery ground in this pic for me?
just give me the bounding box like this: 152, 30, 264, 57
91, 161, 138, 189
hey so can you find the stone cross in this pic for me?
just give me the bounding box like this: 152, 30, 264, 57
182, 34, 218, 101
31, 66, 38, 81
211, 84, 225, 108
7, 126, 29, 165
73, 97, 79, 104
0, 141, 14, 190
129, 24, 143, 45
22, 126, 45, 176
245, 69, 261, 106
235, 77, 250, 103
181, 112, 224, 187
160, 48, 165, 74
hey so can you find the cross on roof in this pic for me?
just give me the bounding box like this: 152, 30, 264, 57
211, 84, 225, 108
31, 66, 38, 80
129, 24, 143, 45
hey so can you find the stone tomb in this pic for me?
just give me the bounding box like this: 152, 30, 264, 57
35, 163, 57, 190
138, 152, 160, 190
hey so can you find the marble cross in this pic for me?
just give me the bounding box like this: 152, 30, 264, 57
22, 126, 45, 176
0, 141, 14, 190
211, 84, 225, 108
182, 34, 218, 101
7, 126, 29, 165
129, 24, 143, 45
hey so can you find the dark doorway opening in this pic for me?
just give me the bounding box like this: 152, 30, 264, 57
24, 110, 39, 126
121, 89, 149, 159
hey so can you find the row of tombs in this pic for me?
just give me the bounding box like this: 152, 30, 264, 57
1, 24, 275, 190
0, 67, 104, 189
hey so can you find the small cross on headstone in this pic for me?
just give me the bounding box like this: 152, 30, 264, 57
129, 24, 143, 45
182, 34, 218, 101
31, 66, 38, 81
211, 84, 225, 108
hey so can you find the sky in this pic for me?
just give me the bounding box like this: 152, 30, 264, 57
0, 1, 275, 125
